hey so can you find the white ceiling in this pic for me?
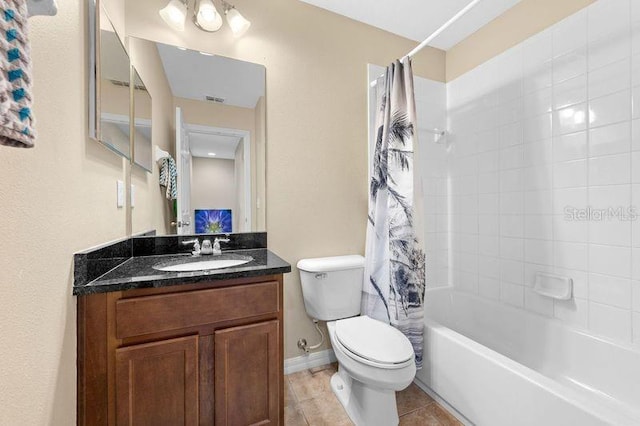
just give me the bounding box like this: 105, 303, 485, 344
189, 130, 241, 160
127, 121, 239, 161
156, 43, 265, 108
299, 0, 522, 50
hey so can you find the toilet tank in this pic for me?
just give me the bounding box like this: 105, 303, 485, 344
297, 255, 365, 321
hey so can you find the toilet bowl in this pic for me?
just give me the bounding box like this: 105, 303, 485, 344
297, 255, 417, 426
327, 317, 416, 426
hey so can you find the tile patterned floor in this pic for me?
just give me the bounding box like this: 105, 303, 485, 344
285, 364, 463, 426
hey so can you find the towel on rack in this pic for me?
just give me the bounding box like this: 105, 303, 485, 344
0, 0, 36, 148
159, 156, 177, 200
27, 0, 57, 17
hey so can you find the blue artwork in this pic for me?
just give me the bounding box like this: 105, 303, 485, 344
194, 209, 232, 234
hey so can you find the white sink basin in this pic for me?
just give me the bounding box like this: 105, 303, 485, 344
153, 255, 253, 272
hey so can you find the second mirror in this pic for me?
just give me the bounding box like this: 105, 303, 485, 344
131, 39, 266, 236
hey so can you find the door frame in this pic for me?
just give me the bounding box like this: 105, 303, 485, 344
185, 123, 252, 232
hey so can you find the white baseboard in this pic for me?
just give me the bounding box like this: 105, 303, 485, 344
284, 349, 337, 375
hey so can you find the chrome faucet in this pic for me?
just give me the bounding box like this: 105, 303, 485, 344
181, 238, 201, 256
212, 237, 230, 255
200, 239, 213, 255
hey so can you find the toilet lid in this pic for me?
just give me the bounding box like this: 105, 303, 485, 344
335, 316, 414, 365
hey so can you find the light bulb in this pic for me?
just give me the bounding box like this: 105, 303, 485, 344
225, 7, 251, 37
159, 0, 187, 32
196, 0, 223, 32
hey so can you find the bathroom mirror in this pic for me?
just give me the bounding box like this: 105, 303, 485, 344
132, 68, 152, 172
88, 0, 132, 159
129, 39, 266, 236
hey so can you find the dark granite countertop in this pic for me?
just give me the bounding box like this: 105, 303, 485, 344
73, 248, 291, 296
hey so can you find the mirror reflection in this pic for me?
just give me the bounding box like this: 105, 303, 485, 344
132, 69, 152, 171
132, 39, 266, 235
91, 4, 131, 158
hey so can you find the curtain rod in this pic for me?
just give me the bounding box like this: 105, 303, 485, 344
403, 0, 483, 60
369, 0, 483, 88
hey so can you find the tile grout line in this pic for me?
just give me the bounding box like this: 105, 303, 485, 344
398, 399, 438, 418
285, 374, 310, 426
287, 368, 459, 425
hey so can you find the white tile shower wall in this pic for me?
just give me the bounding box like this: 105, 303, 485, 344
414, 75, 448, 288
446, 0, 640, 347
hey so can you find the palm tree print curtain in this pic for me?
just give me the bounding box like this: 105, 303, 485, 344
363, 58, 426, 368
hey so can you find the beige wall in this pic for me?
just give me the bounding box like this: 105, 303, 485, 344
125, 0, 445, 359
129, 36, 174, 235
100, 79, 129, 115
0, 0, 129, 424
176, 97, 256, 133
191, 157, 236, 211
446, 0, 595, 81
103, 0, 125, 38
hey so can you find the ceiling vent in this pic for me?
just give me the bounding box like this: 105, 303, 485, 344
205, 95, 226, 104
109, 79, 129, 88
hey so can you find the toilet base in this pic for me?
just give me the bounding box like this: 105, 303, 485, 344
330, 367, 400, 426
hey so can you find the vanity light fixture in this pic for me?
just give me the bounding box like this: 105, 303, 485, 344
159, 0, 251, 36
195, 0, 223, 32
159, 0, 188, 32
208, 152, 217, 156
222, 1, 251, 37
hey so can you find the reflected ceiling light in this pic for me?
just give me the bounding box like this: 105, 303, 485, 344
195, 0, 223, 32
208, 152, 216, 156
223, 2, 251, 37
159, 0, 188, 32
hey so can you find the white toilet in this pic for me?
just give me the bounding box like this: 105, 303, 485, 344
297, 255, 416, 426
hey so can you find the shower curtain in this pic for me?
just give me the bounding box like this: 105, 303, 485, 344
363, 57, 426, 368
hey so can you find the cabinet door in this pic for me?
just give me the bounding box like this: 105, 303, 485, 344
214, 320, 280, 425
116, 335, 199, 426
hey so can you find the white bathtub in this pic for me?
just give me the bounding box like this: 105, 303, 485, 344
414, 288, 640, 426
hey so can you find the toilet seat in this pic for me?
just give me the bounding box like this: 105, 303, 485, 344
335, 316, 414, 369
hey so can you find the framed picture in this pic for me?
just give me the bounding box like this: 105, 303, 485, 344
194, 209, 232, 234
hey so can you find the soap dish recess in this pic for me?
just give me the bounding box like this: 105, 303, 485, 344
533, 272, 572, 300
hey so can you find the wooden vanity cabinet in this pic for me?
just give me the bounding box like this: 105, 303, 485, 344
115, 335, 200, 425
77, 274, 284, 426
